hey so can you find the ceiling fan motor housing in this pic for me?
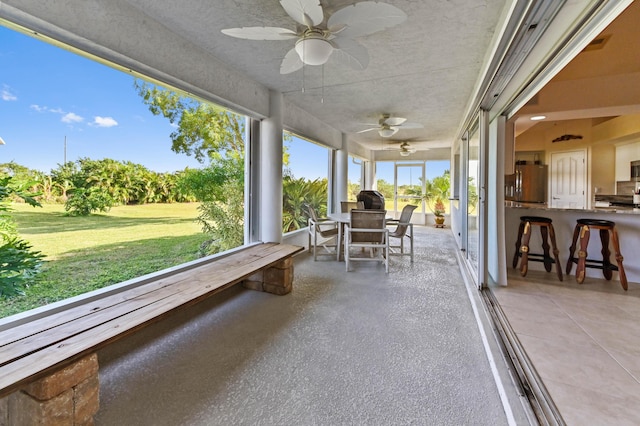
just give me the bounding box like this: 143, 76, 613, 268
295, 31, 333, 65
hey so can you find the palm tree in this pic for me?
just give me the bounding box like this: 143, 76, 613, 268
425, 171, 450, 215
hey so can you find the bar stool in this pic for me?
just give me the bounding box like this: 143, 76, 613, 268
512, 216, 563, 281
566, 219, 627, 290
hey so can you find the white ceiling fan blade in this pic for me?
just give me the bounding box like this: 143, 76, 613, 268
356, 128, 378, 134
280, 48, 304, 74
327, 2, 407, 39
331, 38, 369, 70
384, 116, 407, 126
221, 27, 298, 41
280, 0, 323, 27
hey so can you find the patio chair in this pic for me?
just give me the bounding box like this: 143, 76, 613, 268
387, 204, 417, 262
340, 201, 365, 213
344, 209, 389, 273
307, 205, 340, 261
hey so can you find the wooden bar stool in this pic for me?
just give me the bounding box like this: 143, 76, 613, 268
512, 216, 563, 281
566, 219, 627, 290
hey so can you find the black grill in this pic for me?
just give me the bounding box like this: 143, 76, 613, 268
357, 190, 385, 210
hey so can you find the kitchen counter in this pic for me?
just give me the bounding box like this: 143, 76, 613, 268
505, 201, 640, 214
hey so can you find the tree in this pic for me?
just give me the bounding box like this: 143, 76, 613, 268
135, 80, 244, 161
282, 176, 328, 232
176, 154, 245, 254
192, 157, 245, 254
0, 176, 45, 297
136, 80, 246, 254
376, 179, 394, 200
425, 170, 451, 214
348, 181, 361, 200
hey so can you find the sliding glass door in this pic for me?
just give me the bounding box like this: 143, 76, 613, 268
394, 163, 425, 222
467, 123, 480, 276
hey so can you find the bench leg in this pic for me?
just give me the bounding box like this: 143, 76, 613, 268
1, 354, 99, 425
242, 258, 295, 295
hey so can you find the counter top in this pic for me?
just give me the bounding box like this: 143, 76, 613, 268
504, 201, 640, 215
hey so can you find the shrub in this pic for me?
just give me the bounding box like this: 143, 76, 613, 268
0, 237, 45, 297
64, 187, 114, 216
0, 176, 45, 297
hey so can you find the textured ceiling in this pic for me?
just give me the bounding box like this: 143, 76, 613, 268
122, 0, 508, 153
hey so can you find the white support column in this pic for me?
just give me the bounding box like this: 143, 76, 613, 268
335, 134, 349, 212
366, 161, 376, 190
260, 90, 283, 243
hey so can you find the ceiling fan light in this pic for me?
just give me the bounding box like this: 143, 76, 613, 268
378, 128, 396, 138
399, 150, 411, 157
295, 37, 333, 66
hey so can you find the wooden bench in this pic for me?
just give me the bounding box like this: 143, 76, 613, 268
0, 242, 302, 424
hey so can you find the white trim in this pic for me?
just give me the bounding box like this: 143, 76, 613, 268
457, 250, 518, 426
502, 0, 634, 120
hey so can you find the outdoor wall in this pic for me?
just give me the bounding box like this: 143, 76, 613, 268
283, 102, 342, 151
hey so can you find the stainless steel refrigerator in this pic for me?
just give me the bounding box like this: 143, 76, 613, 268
505, 164, 548, 203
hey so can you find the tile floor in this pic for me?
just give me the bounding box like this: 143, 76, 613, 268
492, 269, 640, 425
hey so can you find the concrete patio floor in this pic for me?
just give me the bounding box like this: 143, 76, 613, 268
95, 226, 528, 425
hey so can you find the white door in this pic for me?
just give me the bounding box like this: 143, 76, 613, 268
550, 150, 586, 208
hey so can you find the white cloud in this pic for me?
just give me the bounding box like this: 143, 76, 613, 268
31, 105, 66, 114
92, 116, 118, 128
62, 112, 84, 123
2, 85, 17, 101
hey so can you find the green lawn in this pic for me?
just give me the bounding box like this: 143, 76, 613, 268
1, 203, 208, 318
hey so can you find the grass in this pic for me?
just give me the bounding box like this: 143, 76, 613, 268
1, 203, 208, 319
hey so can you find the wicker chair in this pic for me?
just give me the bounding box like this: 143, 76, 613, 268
344, 209, 389, 273
307, 205, 340, 261
387, 204, 417, 262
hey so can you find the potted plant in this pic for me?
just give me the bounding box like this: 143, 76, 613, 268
424, 172, 450, 227
433, 198, 446, 227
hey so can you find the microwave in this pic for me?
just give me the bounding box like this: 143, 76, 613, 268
632, 160, 640, 181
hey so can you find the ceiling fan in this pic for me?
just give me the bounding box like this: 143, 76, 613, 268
385, 141, 417, 157
221, 0, 407, 74
357, 114, 424, 137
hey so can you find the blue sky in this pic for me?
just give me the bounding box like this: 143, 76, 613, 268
0, 25, 335, 178
0, 26, 209, 173
0, 25, 446, 184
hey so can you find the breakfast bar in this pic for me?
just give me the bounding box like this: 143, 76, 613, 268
505, 202, 640, 286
